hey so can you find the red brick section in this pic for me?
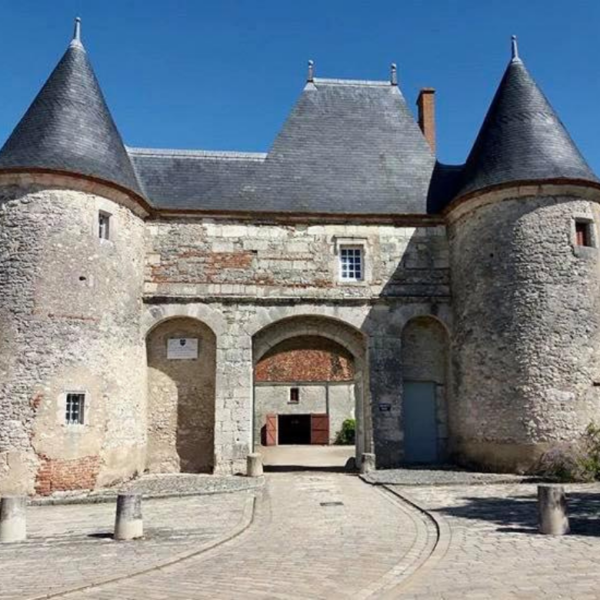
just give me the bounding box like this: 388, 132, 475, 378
35, 455, 101, 495
417, 88, 436, 154
255, 335, 354, 382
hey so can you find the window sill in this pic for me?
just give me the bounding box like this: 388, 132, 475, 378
573, 245, 598, 259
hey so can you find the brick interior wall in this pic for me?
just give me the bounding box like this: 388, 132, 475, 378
255, 336, 355, 382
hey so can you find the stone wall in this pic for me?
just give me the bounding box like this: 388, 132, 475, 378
254, 382, 354, 445
448, 192, 600, 471
0, 183, 146, 494
145, 221, 449, 300
146, 317, 216, 473
144, 220, 451, 471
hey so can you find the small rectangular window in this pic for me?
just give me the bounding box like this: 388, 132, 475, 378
289, 387, 300, 403
98, 212, 111, 240
65, 393, 85, 425
339, 246, 364, 281
575, 220, 594, 248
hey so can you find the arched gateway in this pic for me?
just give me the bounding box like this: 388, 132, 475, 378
252, 316, 369, 463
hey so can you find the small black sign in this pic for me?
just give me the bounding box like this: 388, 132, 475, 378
379, 403, 392, 412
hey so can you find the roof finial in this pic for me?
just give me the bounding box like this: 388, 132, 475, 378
390, 63, 398, 86
70, 17, 82, 48
511, 34, 519, 61
307, 59, 314, 83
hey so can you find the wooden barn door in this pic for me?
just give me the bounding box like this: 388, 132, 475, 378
265, 413, 278, 446
310, 413, 329, 445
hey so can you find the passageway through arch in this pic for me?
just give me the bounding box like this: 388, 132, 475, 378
252, 316, 369, 471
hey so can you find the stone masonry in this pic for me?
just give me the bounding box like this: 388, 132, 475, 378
1, 23, 600, 492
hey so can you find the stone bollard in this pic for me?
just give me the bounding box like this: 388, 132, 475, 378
360, 453, 376, 474
247, 453, 263, 477
114, 493, 143, 541
0, 496, 27, 543
538, 484, 569, 535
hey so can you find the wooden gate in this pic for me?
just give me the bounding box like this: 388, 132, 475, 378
310, 413, 329, 445
265, 413, 278, 446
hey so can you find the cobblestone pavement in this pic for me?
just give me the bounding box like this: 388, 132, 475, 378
26, 472, 433, 600
390, 482, 600, 600
32, 474, 264, 505
0, 491, 254, 600
364, 467, 534, 486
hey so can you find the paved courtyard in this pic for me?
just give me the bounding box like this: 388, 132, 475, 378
2, 473, 600, 599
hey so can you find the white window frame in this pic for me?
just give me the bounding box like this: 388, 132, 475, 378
339, 245, 364, 282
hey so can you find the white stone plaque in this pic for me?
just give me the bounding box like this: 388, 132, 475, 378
167, 338, 198, 360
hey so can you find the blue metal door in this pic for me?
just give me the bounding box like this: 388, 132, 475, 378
403, 381, 438, 463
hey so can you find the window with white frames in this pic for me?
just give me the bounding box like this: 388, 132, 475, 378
98, 212, 111, 240
339, 246, 364, 281
65, 393, 85, 425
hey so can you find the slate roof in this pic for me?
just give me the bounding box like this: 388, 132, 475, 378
0, 34, 142, 197
1, 24, 597, 216
247, 78, 437, 214
457, 55, 598, 199
129, 148, 265, 211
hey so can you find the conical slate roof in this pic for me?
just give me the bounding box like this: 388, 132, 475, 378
0, 20, 143, 197
457, 41, 597, 198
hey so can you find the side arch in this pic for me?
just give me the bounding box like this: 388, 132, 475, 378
400, 315, 450, 463
145, 316, 216, 473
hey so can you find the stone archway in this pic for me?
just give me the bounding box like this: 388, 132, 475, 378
252, 316, 369, 463
146, 317, 216, 473
401, 316, 450, 463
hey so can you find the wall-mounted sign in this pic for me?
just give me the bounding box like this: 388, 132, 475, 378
167, 338, 198, 360
378, 403, 392, 412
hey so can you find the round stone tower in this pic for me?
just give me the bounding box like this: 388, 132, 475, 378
446, 38, 600, 472
0, 20, 150, 494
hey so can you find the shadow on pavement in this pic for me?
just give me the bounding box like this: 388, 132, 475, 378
434, 491, 600, 536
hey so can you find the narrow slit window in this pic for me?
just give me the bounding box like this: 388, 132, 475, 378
575, 219, 594, 248
65, 393, 85, 425
339, 246, 364, 281
290, 387, 300, 403
98, 212, 111, 240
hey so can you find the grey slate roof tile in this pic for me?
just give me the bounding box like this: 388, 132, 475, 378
0, 39, 142, 197
457, 57, 598, 198
129, 149, 265, 211
1, 27, 597, 217
250, 78, 438, 214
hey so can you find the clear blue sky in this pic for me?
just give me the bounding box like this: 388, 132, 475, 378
2, 1, 599, 168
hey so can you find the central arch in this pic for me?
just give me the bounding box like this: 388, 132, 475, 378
252, 316, 369, 468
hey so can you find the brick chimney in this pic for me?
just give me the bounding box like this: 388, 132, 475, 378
417, 88, 436, 154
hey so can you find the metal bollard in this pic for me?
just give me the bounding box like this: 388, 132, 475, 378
538, 484, 569, 535
114, 493, 143, 540
360, 453, 376, 474
247, 453, 263, 477
0, 496, 27, 543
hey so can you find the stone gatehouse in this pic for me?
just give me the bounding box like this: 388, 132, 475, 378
1, 21, 600, 494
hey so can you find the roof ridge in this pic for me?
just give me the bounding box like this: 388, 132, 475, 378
313, 77, 391, 87
128, 147, 267, 161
